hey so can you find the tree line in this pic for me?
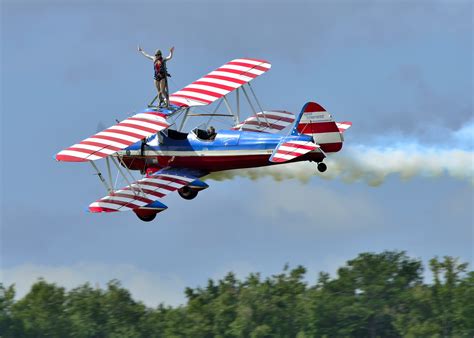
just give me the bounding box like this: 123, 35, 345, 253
1, 251, 473, 337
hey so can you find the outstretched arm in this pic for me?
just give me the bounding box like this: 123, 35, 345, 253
165, 46, 175, 61
138, 45, 154, 61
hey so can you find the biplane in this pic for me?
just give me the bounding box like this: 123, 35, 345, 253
56, 58, 352, 221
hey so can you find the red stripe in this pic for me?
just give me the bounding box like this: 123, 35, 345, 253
99, 198, 141, 209
56, 154, 87, 162
155, 175, 190, 186
226, 61, 268, 72
118, 122, 156, 134
143, 111, 167, 118
67, 147, 109, 158
240, 58, 270, 64
169, 100, 188, 107
110, 192, 153, 204
125, 186, 165, 199
89, 206, 117, 213
271, 157, 287, 163
320, 142, 343, 153
91, 134, 132, 147
216, 67, 258, 78
203, 74, 245, 85
179, 87, 222, 98
170, 93, 212, 104
192, 80, 234, 92
282, 142, 317, 151
139, 180, 176, 191
80, 141, 121, 151
303, 102, 326, 113
104, 127, 145, 140
127, 117, 168, 128
259, 114, 295, 123
297, 122, 339, 134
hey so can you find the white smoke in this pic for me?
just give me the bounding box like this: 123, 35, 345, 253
208, 123, 474, 186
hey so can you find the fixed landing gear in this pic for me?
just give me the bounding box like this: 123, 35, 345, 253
317, 162, 327, 173
178, 186, 199, 200
134, 210, 157, 222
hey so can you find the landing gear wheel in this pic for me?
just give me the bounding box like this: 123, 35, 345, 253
135, 212, 157, 222
178, 186, 198, 200
317, 162, 327, 173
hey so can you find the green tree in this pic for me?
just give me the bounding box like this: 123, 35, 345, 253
309, 251, 423, 337
0, 284, 21, 337
11, 279, 71, 337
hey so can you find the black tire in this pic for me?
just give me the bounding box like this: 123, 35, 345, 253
178, 186, 198, 200
317, 162, 327, 173
136, 212, 157, 222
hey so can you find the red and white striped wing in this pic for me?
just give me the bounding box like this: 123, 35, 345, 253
232, 110, 295, 134
56, 111, 169, 162
270, 140, 320, 163
89, 173, 196, 213
169, 58, 271, 107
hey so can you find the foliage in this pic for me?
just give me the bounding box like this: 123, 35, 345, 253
1, 251, 472, 337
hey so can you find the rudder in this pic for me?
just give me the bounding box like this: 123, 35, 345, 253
291, 102, 344, 153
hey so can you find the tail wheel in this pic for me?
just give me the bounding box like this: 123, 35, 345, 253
178, 186, 198, 200
134, 210, 157, 222
317, 162, 327, 173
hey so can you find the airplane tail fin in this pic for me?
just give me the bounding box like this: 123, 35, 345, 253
291, 101, 350, 153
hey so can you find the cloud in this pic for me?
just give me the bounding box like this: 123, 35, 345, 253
249, 180, 382, 231
0, 263, 186, 307
208, 121, 474, 186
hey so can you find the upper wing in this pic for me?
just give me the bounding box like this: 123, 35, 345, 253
169, 58, 271, 107
56, 110, 169, 162
89, 168, 208, 213
232, 110, 295, 134
269, 138, 320, 163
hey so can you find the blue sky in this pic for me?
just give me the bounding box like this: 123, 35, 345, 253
1, 0, 472, 306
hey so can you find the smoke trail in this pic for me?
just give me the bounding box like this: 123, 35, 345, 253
208, 124, 473, 186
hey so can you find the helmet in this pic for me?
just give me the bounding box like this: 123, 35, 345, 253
155, 49, 162, 56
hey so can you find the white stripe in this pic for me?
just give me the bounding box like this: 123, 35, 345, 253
169, 95, 207, 106
57, 149, 103, 160
260, 111, 295, 118
278, 145, 312, 154
272, 153, 295, 161
110, 125, 151, 137
185, 83, 229, 96
220, 64, 265, 76
122, 118, 164, 131
249, 118, 291, 127
97, 201, 135, 210
132, 113, 166, 123
95, 131, 137, 143
208, 70, 253, 82
72, 144, 116, 154
86, 137, 129, 149
233, 59, 271, 68
198, 77, 240, 89
308, 132, 343, 144
173, 90, 217, 103
159, 174, 195, 182
102, 195, 148, 206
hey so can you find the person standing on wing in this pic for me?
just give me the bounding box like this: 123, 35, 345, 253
138, 46, 174, 107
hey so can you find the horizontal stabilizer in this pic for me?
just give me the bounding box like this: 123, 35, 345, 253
232, 111, 295, 134
336, 121, 352, 133
270, 139, 320, 163
169, 58, 271, 107
56, 109, 169, 162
